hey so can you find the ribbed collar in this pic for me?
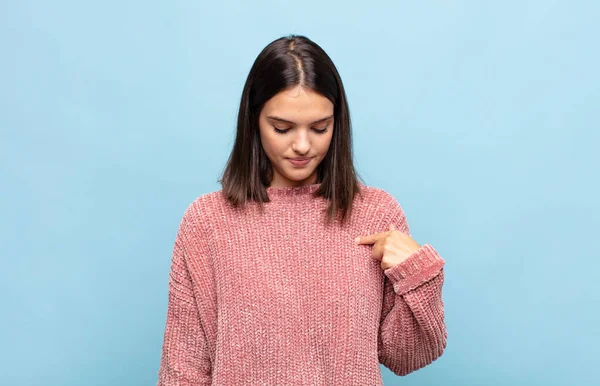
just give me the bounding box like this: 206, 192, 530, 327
265, 182, 322, 202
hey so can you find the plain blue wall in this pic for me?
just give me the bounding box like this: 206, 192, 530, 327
1, 1, 598, 385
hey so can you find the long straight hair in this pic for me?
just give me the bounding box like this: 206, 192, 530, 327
218, 34, 364, 225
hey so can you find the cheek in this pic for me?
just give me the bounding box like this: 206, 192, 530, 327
261, 133, 287, 156
316, 134, 334, 154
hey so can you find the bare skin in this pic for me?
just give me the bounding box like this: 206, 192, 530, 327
258, 85, 334, 188
355, 224, 423, 270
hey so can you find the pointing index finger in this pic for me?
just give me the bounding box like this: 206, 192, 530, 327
355, 231, 388, 245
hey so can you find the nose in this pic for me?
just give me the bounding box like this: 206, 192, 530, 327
291, 130, 310, 155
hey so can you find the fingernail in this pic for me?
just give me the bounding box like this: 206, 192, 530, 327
354, 237, 360, 243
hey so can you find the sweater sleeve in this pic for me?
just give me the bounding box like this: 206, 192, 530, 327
157, 228, 212, 385
377, 196, 447, 376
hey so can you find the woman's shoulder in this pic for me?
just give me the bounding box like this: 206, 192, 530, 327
180, 183, 404, 222
176, 188, 226, 227
191, 188, 226, 207
356, 182, 403, 210
354, 183, 409, 234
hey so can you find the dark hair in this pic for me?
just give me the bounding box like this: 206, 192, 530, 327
218, 34, 364, 225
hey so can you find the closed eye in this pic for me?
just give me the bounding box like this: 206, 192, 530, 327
273, 126, 329, 134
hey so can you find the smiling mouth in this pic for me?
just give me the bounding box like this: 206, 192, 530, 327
288, 157, 312, 166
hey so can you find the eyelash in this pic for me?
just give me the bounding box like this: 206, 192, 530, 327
273, 126, 329, 134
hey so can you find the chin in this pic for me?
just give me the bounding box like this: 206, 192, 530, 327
279, 169, 316, 183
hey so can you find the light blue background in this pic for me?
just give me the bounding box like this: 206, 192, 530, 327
1, 1, 598, 385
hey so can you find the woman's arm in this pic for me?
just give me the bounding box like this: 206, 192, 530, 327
377, 198, 447, 376
157, 233, 212, 385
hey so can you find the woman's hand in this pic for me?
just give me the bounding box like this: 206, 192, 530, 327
354, 224, 422, 270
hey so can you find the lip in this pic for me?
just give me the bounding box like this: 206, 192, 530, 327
288, 157, 312, 166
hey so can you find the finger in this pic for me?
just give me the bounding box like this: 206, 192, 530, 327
389, 223, 396, 231
371, 239, 385, 261
355, 231, 389, 245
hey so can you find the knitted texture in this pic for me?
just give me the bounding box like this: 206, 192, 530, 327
156, 182, 447, 385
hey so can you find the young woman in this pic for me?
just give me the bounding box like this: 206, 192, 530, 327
157, 34, 447, 385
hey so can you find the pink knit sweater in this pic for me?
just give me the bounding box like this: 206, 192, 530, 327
156, 182, 447, 385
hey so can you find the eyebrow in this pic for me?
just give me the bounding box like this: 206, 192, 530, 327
266, 114, 334, 125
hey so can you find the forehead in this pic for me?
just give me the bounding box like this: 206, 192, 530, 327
261, 86, 333, 122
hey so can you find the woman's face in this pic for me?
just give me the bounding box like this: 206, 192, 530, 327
258, 85, 334, 188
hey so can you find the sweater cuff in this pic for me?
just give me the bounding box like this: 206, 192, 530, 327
383, 244, 445, 295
